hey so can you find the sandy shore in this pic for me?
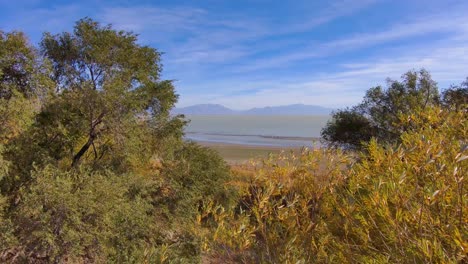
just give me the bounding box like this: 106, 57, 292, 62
197, 141, 305, 164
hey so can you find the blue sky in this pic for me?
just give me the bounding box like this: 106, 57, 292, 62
1, 0, 467, 109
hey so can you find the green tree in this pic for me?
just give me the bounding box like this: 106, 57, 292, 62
161, 142, 232, 217
0, 30, 54, 194
2, 18, 184, 192
441, 77, 468, 111
39, 17, 181, 168
0, 144, 15, 253
0, 31, 51, 100
320, 108, 374, 149
2, 167, 158, 263
0, 19, 233, 263
322, 69, 440, 149
0, 31, 52, 144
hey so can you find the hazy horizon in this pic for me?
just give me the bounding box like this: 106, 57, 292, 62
173, 103, 335, 112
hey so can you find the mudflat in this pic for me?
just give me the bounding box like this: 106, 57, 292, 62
198, 141, 305, 164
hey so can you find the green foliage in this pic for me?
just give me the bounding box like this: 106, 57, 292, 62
0, 145, 16, 252
2, 18, 185, 193
162, 142, 232, 217
36, 17, 182, 169
0, 30, 52, 145
322, 69, 442, 149
0, 30, 53, 193
321, 109, 374, 149
149, 143, 234, 263
2, 167, 156, 262
0, 91, 38, 144
441, 77, 468, 111
0, 20, 231, 263
0, 30, 52, 100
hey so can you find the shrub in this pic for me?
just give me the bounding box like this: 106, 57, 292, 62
203, 107, 467, 263
201, 148, 353, 263
2, 167, 157, 263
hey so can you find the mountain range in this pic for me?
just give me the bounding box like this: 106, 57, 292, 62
172, 104, 333, 115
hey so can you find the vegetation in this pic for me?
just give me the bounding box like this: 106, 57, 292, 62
1, 18, 466, 263
320, 69, 466, 149
202, 106, 467, 263
0, 20, 229, 263
441, 78, 468, 111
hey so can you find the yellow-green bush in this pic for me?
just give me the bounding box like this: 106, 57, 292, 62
201, 107, 467, 263
2, 167, 158, 263
340, 107, 467, 263
201, 148, 354, 263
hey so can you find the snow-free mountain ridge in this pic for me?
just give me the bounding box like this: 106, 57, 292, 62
173, 104, 333, 115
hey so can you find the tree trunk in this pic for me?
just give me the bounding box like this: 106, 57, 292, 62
71, 112, 105, 168
71, 134, 96, 168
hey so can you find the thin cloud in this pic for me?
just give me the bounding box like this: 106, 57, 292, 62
177, 36, 468, 109
277, 0, 380, 34
233, 11, 468, 73
99, 1, 378, 66
101, 6, 206, 33
2, 0, 467, 109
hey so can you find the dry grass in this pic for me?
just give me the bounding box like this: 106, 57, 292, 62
197, 142, 304, 164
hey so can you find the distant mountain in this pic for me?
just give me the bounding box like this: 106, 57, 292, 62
173, 104, 333, 115
172, 104, 236, 115
244, 104, 332, 115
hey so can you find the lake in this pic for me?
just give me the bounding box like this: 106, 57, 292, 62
184, 115, 330, 147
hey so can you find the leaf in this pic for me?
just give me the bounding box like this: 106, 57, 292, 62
460, 144, 468, 153
456, 155, 468, 163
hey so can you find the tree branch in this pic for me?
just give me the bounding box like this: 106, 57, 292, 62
71, 111, 105, 168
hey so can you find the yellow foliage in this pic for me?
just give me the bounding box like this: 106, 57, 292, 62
0, 91, 39, 144
201, 107, 467, 263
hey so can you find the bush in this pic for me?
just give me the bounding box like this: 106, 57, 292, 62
2, 167, 157, 263
201, 148, 353, 263
203, 107, 467, 263
161, 142, 232, 218
338, 107, 466, 262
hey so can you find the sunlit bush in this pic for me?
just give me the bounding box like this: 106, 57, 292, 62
202, 107, 467, 263
201, 148, 353, 263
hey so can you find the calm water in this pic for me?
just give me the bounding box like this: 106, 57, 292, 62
184, 115, 330, 147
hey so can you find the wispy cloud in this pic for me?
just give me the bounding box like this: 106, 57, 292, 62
233, 11, 468, 73
2, 0, 467, 109
2, 4, 83, 35
99, 0, 379, 66
101, 6, 206, 34
277, 0, 380, 34
178, 32, 468, 109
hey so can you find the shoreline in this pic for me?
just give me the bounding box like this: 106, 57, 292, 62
197, 140, 303, 149
186, 132, 320, 142
195, 140, 308, 164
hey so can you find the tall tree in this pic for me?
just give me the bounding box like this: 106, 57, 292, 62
1, 19, 184, 193
38, 18, 182, 168
322, 69, 440, 149
441, 77, 468, 111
